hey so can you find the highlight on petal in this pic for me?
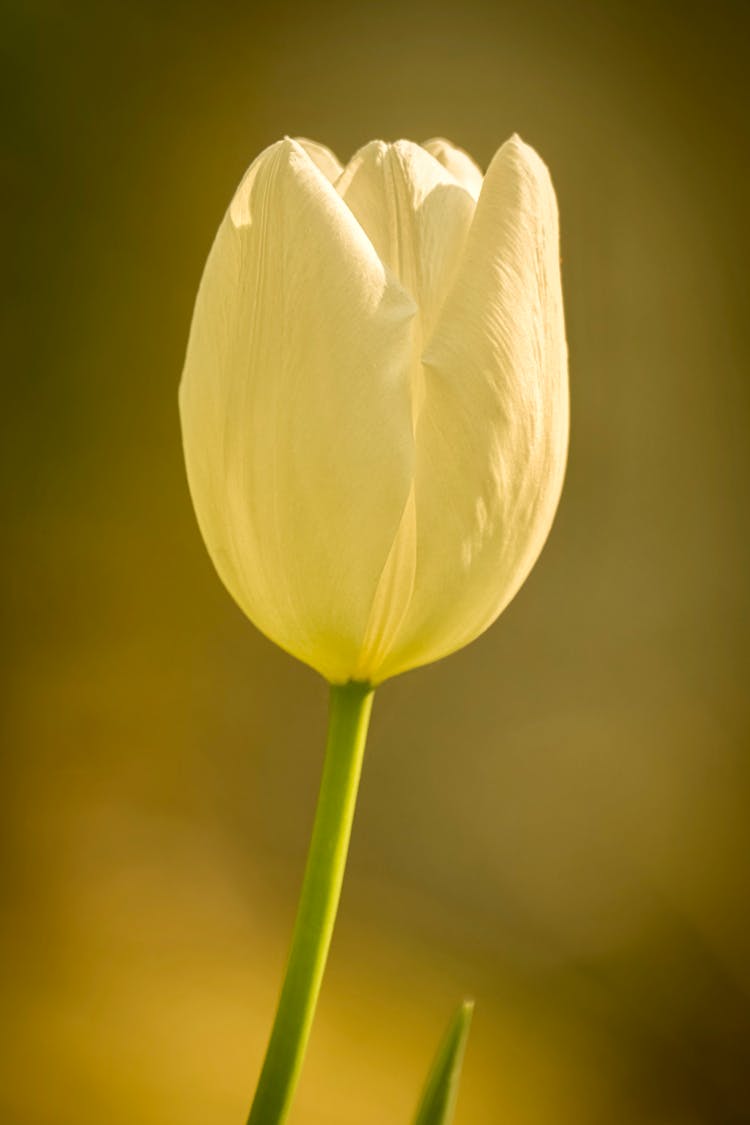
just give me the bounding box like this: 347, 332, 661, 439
179, 138, 418, 683
422, 137, 484, 200
295, 136, 343, 183
374, 134, 569, 682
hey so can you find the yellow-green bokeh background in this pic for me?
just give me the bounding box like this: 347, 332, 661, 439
4, 0, 750, 1121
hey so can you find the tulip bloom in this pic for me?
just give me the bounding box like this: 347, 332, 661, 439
179, 135, 568, 685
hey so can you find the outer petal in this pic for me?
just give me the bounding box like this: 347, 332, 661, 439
179, 138, 417, 682
422, 138, 484, 200
295, 137, 343, 183
374, 135, 569, 682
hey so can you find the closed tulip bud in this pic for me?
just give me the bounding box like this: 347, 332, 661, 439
179, 135, 568, 685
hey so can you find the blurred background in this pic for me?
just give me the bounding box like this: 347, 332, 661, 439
3, 0, 750, 1121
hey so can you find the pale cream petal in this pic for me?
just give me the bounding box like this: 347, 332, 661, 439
336, 140, 477, 340
352, 484, 417, 681
295, 136, 343, 183
374, 135, 569, 682
327, 140, 478, 680
422, 137, 484, 200
179, 138, 417, 683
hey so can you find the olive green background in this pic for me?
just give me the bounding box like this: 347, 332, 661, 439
4, 0, 750, 1121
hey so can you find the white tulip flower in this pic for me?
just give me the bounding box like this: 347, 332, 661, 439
179, 135, 568, 685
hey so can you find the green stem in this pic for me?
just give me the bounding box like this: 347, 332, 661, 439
247, 679, 375, 1125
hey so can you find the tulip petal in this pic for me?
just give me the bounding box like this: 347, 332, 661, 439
421, 138, 484, 200
375, 135, 569, 681
179, 138, 417, 682
336, 140, 477, 342
295, 137, 343, 183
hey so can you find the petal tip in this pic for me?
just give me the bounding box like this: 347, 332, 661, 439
497, 133, 549, 175
294, 136, 344, 182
